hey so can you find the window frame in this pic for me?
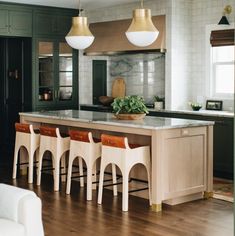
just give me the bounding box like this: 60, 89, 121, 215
205, 23, 235, 100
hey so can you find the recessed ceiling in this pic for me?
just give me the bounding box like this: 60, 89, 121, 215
0, 0, 140, 10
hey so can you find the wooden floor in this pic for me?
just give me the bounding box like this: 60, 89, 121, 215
0, 168, 233, 236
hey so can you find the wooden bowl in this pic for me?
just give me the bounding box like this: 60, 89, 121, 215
114, 113, 146, 120
99, 96, 114, 106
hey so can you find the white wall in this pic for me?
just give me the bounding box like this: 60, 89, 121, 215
191, 0, 235, 111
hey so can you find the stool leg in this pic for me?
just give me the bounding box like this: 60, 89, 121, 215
92, 162, 96, 190
98, 163, 105, 205
37, 150, 44, 186
28, 149, 34, 184
61, 153, 66, 183
122, 173, 129, 212
35, 148, 39, 176
66, 155, 75, 194
112, 164, 118, 196
12, 144, 20, 179
79, 157, 84, 187
87, 164, 93, 201
54, 159, 60, 191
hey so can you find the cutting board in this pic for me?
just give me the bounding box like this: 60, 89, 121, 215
111, 77, 126, 98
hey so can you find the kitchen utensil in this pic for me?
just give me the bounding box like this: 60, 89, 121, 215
111, 77, 126, 98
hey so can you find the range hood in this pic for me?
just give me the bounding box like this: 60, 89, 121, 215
84, 15, 166, 56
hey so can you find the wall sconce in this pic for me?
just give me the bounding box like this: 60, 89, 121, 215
218, 5, 232, 25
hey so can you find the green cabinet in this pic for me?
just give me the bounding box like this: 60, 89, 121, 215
0, 9, 8, 35
34, 11, 74, 36
33, 38, 78, 110
0, 8, 32, 37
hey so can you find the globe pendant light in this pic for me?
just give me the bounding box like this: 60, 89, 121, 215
126, 0, 159, 47
65, 0, 94, 50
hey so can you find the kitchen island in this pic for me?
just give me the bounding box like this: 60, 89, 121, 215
19, 110, 214, 212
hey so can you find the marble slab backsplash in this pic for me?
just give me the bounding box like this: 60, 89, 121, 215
107, 53, 165, 103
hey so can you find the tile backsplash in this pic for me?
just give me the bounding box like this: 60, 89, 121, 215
108, 53, 165, 103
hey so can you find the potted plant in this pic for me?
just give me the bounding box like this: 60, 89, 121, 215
111, 95, 149, 120
154, 96, 165, 110
188, 102, 202, 111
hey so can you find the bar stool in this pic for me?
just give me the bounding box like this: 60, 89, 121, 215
98, 134, 152, 212
37, 126, 70, 191
66, 130, 103, 200
12, 123, 40, 184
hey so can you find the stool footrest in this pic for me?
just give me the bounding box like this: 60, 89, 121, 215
18, 161, 39, 166
41, 168, 54, 172
128, 187, 148, 193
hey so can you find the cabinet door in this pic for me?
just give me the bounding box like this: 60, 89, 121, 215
34, 13, 56, 35
56, 41, 78, 108
0, 9, 9, 35
35, 39, 78, 110
56, 15, 72, 36
9, 10, 32, 36
92, 60, 107, 105
37, 41, 55, 105
162, 127, 207, 199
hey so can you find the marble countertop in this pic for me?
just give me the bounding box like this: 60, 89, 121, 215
148, 108, 234, 118
20, 110, 214, 130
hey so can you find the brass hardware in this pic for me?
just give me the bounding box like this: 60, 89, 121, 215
9, 69, 19, 79
151, 203, 162, 212
223, 5, 232, 15
204, 191, 214, 199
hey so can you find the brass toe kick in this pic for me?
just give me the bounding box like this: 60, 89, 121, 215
151, 204, 162, 212
204, 191, 213, 199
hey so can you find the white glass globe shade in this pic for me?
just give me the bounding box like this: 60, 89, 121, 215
65, 36, 95, 50
125, 31, 159, 47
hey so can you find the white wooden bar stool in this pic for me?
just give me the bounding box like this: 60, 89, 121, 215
98, 134, 152, 212
37, 126, 70, 191
66, 130, 103, 201
12, 123, 40, 184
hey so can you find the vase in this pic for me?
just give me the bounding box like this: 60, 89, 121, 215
114, 113, 146, 120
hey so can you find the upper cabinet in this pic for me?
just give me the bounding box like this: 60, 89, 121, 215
0, 8, 32, 37
34, 11, 75, 36
34, 39, 78, 110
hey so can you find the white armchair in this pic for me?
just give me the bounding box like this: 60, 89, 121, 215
0, 184, 44, 236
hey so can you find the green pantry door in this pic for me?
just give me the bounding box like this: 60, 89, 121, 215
0, 37, 32, 162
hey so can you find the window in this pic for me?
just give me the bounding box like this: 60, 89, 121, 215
211, 45, 234, 98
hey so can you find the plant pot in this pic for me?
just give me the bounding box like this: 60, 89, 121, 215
114, 113, 146, 120
154, 101, 163, 110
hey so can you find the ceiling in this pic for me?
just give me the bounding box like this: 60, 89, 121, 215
0, 0, 140, 10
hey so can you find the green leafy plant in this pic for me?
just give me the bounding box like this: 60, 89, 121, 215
154, 96, 165, 102
111, 95, 149, 115
188, 102, 202, 111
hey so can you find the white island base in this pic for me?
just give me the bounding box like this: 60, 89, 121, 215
19, 110, 214, 212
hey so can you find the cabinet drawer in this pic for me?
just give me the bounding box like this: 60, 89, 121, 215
164, 127, 207, 139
